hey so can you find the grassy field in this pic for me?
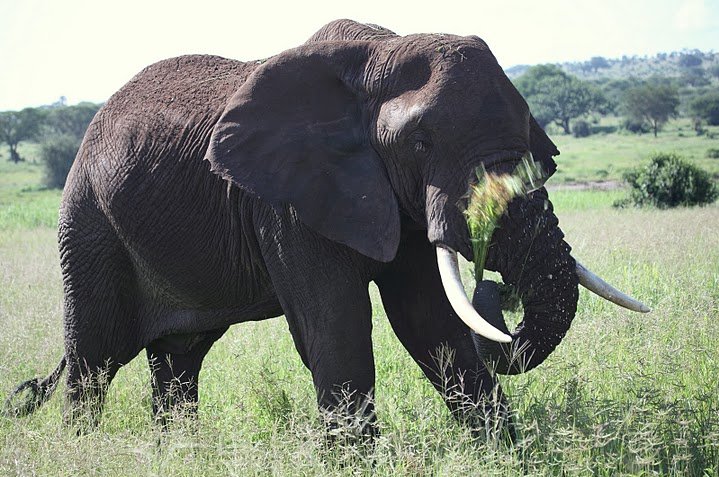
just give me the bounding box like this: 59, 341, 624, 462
548, 118, 719, 184
0, 144, 62, 230
1, 139, 718, 475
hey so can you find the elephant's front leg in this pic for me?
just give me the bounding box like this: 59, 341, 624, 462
375, 230, 513, 440
259, 216, 379, 438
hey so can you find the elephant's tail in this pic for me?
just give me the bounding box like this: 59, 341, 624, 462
5, 356, 66, 417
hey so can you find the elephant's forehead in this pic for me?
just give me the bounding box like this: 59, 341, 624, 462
420, 72, 526, 126
419, 74, 530, 152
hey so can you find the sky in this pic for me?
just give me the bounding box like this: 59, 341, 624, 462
1, 0, 717, 111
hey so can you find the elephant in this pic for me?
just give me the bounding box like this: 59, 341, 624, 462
6, 19, 648, 438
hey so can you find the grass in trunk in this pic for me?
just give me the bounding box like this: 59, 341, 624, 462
465, 157, 545, 282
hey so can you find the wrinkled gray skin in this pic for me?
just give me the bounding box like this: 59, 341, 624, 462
8, 20, 578, 437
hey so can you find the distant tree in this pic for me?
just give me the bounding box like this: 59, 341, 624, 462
0, 108, 44, 163
681, 67, 710, 87
598, 78, 640, 114
513, 64, 564, 97
43, 102, 100, 138
35, 102, 101, 188
514, 65, 608, 134
709, 64, 719, 79
622, 83, 679, 137
678, 53, 702, 68
690, 92, 719, 126
587, 56, 610, 72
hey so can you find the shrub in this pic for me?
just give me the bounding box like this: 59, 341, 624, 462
572, 119, 592, 138
707, 148, 719, 159
40, 134, 80, 188
621, 117, 650, 134
615, 153, 718, 208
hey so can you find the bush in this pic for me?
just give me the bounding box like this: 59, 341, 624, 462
615, 153, 718, 208
572, 119, 592, 137
40, 134, 80, 188
621, 117, 650, 134
707, 148, 719, 159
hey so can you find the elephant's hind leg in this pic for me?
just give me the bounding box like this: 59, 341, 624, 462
59, 199, 144, 430
146, 328, 226, 425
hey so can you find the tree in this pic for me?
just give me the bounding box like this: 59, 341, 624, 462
681, 67, 709, 87
678, 53, 702, 68
514, 65, 608, 134
622, 83, 679, 137
36, 102, 101, 188
598, 78, 640, 115
690, 92, 719, 126
44, 102, 100, 138
0, 108, 44, 163
587, 56, 610, 72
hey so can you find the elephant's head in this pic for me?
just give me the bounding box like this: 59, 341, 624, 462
205, 22, 648, 373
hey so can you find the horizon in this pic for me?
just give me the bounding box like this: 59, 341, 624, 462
1, 0, 717, 111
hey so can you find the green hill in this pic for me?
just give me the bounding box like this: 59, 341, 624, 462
506, 49, 719, 82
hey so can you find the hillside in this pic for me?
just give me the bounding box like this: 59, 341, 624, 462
505, 49, 718, 81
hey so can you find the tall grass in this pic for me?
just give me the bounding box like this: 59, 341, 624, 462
1, 195, 717, 475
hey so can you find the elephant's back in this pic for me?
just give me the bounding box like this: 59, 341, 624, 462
61, 55, 273, 310
71, 54, 260, 226
80, 55, 258, 166
73, 54, 259, 199
103, 55, 257, 120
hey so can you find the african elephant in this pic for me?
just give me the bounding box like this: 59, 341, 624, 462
6, 19, 648, 437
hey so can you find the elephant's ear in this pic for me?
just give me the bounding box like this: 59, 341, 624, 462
529, 114, 558, 178
205, 42, 400, 263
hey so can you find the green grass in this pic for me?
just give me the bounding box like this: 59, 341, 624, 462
548, 188, 625, 212
0, 145, 62, 229
550, 117, 719, 184
1, 148, 719, 475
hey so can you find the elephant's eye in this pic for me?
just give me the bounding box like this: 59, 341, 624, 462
414, 139, 431, 155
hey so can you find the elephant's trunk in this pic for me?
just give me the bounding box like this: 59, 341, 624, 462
477, 188, 579, 374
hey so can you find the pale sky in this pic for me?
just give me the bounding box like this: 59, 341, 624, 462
1, 0, 717, 111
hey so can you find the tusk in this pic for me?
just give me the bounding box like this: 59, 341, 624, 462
576, 261, 651, 313
436, 246, 512, 343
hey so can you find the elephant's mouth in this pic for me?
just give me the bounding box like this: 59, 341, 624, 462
477, 151, 526, 177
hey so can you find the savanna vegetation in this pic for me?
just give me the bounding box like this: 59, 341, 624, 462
510, 49, 719, 141
1, 49, 718, 476
1, 147, 718, 476
0, 99, 101, 188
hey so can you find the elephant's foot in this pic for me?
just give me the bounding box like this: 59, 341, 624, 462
319, 400, 379, 466
322, 406, 378, 444
319, 384, 379, 447
63, 369, 114, 435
